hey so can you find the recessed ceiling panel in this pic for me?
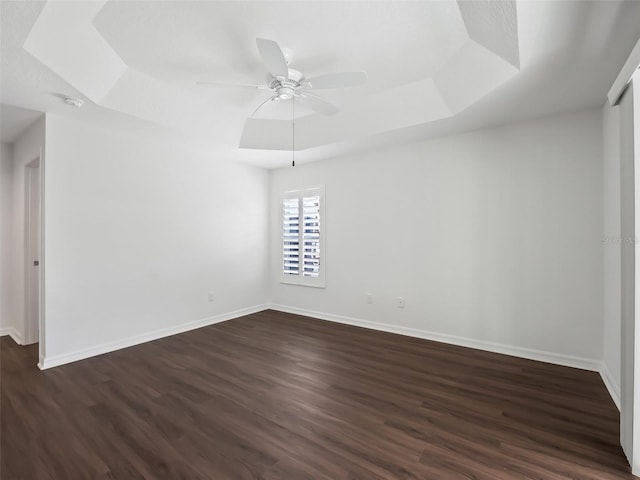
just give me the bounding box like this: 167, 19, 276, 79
19, 0, 522, 152
94, 1, 468, 91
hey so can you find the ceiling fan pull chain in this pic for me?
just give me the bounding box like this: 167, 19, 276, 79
292, 97, 295, 167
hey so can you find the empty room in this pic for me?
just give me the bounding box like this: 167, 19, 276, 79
2, 0, 640, 478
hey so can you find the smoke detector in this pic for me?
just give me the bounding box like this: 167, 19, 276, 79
62, 96, 84, 108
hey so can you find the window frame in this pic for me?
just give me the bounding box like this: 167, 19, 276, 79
280, 186, 325, 288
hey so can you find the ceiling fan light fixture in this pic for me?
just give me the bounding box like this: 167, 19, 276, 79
277, 87, 294, 100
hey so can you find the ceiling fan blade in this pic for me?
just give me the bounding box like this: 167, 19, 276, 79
306, 71, 367, 89
256, 38, 289, 79
297, 93, 339, 116
196, 81, 267, 89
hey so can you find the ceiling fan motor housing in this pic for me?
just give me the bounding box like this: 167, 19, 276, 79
270, 68, 305, 100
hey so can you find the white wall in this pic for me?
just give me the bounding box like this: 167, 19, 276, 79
603, 102, 622, 408
42, 115, 269, 365
10, 116, 45, 344
270, 109, 604, 367
0, 142, 14, 334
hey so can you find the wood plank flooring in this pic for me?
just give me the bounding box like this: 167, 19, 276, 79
1, 310, 634, 479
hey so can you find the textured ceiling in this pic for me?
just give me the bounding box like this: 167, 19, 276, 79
2, 1, 640, 168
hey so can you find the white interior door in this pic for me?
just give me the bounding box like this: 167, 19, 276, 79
25, 160, 40, 345
633, 72, 640, 477
620, 73, 640, 476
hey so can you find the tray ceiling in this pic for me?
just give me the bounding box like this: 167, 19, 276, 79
2, 1, 640, 167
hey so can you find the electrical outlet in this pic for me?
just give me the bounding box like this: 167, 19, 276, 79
366, 293, 373, 304
208, 291, 215, 302
396, 297, 405, 309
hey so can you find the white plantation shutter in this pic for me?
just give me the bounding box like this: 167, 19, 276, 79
281, 186, 325, 287
282, 197, 300, 276
302, 195, 320, 277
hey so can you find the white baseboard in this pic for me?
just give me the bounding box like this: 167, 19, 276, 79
38, 304, 269, 370
1, 326, 23, 345
35, 303, 618, 410
599, 362, 621, 411
268, 304, 601, 372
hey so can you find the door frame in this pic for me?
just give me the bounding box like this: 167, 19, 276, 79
24, 157, 41, 349
608, 37, 640, 475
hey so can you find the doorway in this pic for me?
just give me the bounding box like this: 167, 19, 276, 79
24, 158, 40, 346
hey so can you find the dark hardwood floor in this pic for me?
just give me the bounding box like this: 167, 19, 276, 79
1, 310, 634, 479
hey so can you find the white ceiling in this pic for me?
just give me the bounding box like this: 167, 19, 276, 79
2, 1, 640, 168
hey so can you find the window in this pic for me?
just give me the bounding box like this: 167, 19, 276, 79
281, 186, 325, 287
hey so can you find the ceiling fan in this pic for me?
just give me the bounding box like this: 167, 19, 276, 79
197, 38, 367, 117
